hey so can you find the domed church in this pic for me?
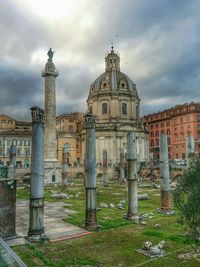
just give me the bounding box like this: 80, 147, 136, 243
83, 46, 148, 169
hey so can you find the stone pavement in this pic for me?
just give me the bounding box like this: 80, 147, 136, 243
6, 200, 91, 246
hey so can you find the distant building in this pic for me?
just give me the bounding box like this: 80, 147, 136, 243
86, 47, 149, 167
56, 112, 84, 166
0, 114, 32, 168
143, 102, 200, 160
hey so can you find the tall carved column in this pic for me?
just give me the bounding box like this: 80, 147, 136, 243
42, 49, 61, 183
186, 134, 195, 169
160, 134, 171, 211
28, 106, 46, 241
84, 113, 98, 230
126, 131, 139, 221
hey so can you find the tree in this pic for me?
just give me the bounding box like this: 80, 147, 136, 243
173, 161, 200, 238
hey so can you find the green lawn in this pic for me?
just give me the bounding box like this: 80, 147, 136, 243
14, 178, 200, 267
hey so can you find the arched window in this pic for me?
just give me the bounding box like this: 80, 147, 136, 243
122, 103, 127, 115
102, 103, 108, 114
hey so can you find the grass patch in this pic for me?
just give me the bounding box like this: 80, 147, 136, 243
14, 179, 200, 267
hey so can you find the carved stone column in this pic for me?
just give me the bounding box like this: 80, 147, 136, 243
126, 131, 139, 221
120, 148, 126, 183
186, 134, 195, 169
42, 50, 61, 183
9, 144, 16, 178
62, 143, 70, 190
160, 134, 171, 210
102, 149, 109, 186
84, 113, 98, 230
28, 106, 46, 241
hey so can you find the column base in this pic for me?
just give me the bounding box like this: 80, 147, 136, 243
161, 190, 171, 210
125, 213, 140, 223
84, 209, 98, 230
27, 232, 48, 243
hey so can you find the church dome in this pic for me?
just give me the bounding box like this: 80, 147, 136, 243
88, 47, 139, 99
87, 46, 140, 122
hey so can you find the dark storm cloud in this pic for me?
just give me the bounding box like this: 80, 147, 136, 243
0, 64, 43, 120
1, 0, 200, 119
0, 0, 51, 62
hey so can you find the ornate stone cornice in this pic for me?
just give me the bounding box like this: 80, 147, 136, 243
84, 112, 96, 129
42, 60, 59, 77
30, 106, 45, 124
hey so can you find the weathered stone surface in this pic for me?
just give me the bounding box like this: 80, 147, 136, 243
0, 179, 16, 238
160, 134, 171, 210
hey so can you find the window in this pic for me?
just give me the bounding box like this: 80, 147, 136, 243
150, 140, 154, 147
156, 139, 159, 146
161, 123, 164, 128
167, 129, 170, 135
102, 103, 108, 114
180, 117, 183, 123
174, 119, 177, 124
155, 123, 159, 128
16, 148, 21, 156
161, 130, 164, 134
7, 140, 12, 146
25, 148, 30, 156
166, 121, 170, 126
122, 103, 127, 115
8, 120, 13, 124
150, 125, 154, 129
150, 132, 154, 137
25, 140, 30, 146
69, 125, 74, 132
167, 137, 171, 145
1, 120, 6, 124
17, 140, 22, 146
103, 82, 107, 87
0, 148, 2, 156
187, 115, 190, 122
155, 131, 159, 137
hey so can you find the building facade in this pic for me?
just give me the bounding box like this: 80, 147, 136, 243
85, 47, 149, 167
0, 114, 32, 168
56, 112, 84, 166
143, 102, 200, 160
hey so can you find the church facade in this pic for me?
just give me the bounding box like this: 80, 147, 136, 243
81, 47, 149, 168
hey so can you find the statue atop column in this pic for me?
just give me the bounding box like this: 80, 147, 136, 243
47, 48, 54, 61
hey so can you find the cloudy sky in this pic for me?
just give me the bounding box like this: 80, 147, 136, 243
1, 0, 200, 120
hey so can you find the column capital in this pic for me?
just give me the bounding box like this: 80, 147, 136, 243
30, 106, 45, 124
84, 112, 96, 129
42, 60, 59, 77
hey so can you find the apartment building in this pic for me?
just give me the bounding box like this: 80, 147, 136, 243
143, 102, 200, 160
